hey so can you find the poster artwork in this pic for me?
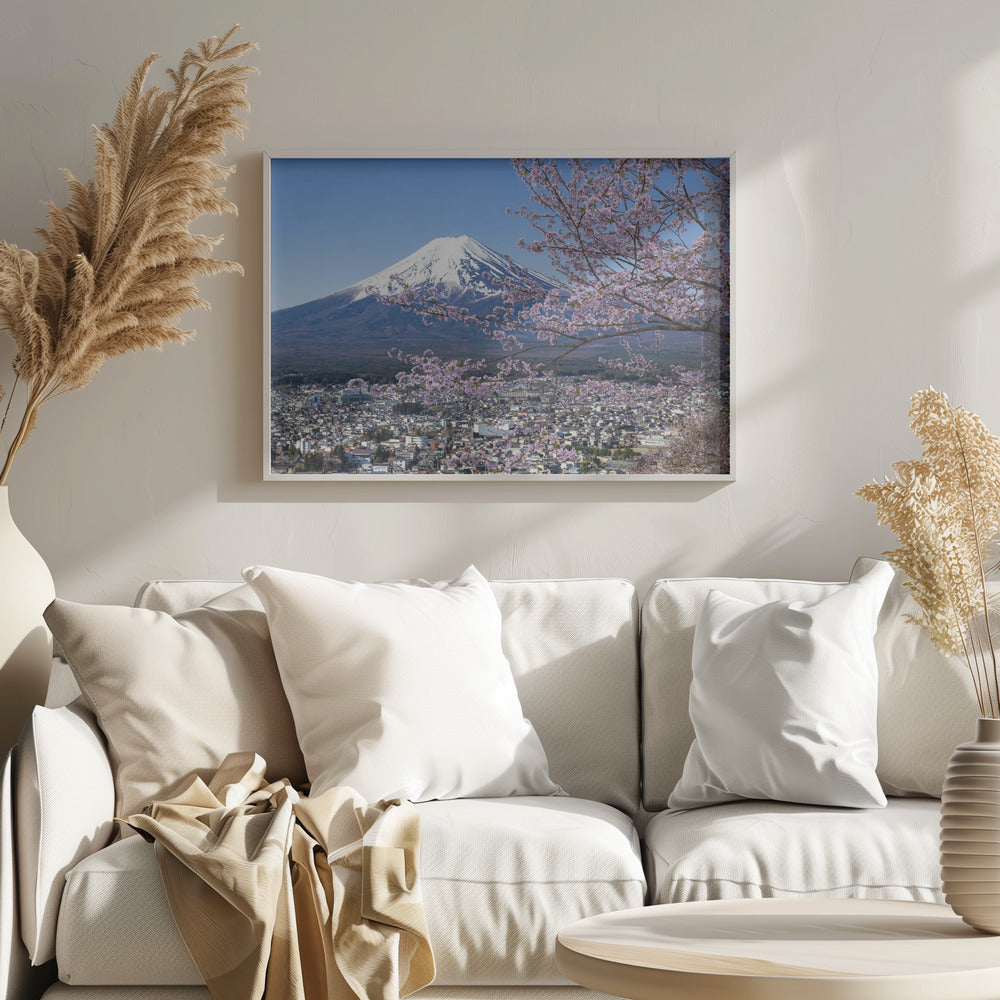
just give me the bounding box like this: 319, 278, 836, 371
266, 157, 730, 480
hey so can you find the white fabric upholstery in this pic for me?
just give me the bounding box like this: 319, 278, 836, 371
133, 577, 641, 814
640, 577, 843, 811
3, 747, 56, 1000
853, 557, 979, 796
417, 797, 644, 984
57, 796, 644, 987
669, 564, 892, 810
489, 579, 639, 814
16, 703, 115, 965
644, 797, 943, 905
57, 837, 194, 987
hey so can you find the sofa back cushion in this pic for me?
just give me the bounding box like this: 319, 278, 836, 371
640, 577, 842, 812
137, 577, 641, 815
852, 557, 979, 797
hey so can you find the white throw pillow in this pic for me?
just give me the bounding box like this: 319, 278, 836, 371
44, 585, 307, 822
668, 561, 894, 810
243, 564, 561, 802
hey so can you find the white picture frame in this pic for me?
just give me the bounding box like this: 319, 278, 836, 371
263, 152, 731, 482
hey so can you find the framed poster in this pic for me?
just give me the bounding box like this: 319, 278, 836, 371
264, 155, 730, 480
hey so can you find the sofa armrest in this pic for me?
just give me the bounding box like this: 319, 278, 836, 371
2, 747, 55, 1000
15, 702, 114, 966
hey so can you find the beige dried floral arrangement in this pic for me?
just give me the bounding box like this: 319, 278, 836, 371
858, 387, 1000, 718
0, 26, 257, 485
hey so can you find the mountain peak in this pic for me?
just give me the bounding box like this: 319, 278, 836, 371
341, 234, 554, 305
423, 234, 478, 252
272, 235, 563, 379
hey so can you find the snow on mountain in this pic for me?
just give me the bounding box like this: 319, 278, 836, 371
270, 235, 561, 380
339, 234, 556, 305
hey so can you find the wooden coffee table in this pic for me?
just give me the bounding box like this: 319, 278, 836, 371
556, 898, 1000, 1000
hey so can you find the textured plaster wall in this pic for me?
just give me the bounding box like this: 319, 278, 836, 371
1, 0, 999, 603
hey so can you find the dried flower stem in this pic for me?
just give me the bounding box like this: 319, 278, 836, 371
858, 388, 1000, 717
959, 627, 986, 716
0, 374, 18, 444
949, 409, 999, 716
0, 27, 257, 484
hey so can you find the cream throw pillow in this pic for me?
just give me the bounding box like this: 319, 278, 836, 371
668, 561, 893, 810
243, 564, 561, 802
44, 586, 307, 822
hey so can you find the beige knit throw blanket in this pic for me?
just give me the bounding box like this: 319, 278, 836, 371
126, 752, 435, 1000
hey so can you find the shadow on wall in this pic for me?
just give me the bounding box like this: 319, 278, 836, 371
1, 339, 227, 599
721, 515, 845, 582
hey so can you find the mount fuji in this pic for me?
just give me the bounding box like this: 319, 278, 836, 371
339, 234, 555, 307
270, 235, 560, 381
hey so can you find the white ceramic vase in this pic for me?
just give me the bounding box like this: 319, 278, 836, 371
0, 485, 54, 755
941, 717, 1000, 933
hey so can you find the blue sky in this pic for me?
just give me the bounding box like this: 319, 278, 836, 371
268, 158, 548, 310
268, 157, 729, 311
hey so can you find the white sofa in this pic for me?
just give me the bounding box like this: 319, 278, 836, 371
0, 566, 955, 1000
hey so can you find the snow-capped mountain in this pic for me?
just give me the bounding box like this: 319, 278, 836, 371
340, 234, 556, 306
270, 236, 558, 380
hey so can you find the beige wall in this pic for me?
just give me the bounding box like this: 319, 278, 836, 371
1, 0, 998, 603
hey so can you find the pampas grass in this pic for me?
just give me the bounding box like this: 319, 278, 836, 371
0, 26, 257, 484
858, 388, 1000, 717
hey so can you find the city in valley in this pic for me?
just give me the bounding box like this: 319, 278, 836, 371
269, 374, 715, 476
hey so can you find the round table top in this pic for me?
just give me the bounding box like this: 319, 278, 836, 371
555, 899, 1000, 1000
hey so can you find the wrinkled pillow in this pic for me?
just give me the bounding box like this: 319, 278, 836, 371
44, 585, 306, 822
243, 564, 561, 802
668, 561, 893, 810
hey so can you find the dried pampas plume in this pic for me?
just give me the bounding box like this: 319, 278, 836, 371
0, 26, 258, 484
857, 388, 1000, 717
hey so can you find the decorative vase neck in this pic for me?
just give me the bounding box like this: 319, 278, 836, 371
0, 485, 54, 754
977, 718, 1000, 744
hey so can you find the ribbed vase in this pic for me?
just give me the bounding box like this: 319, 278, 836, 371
941, 717, 1000, 933
0, 486, 54, 755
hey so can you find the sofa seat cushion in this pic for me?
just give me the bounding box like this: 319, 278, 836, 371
57, 796, 645, 987
644, 797, 943, 905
